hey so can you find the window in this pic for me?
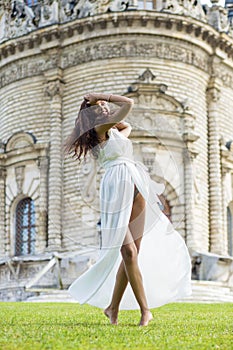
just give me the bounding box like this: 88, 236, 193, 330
227, 206, 233, 256
158, 194, 172, 222
138, 0, 155, 10
15, 198, 36, 256
25, 0, 38, 6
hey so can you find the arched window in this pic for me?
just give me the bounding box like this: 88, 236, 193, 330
15, 198, 36, 256
227, 206, 233, 256
26, 0, 38, 7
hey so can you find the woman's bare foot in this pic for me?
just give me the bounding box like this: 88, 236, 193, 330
104, 306, 119, 325
139, 310, 153, 326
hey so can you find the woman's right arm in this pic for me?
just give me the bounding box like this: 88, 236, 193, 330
113, 121, 132, 138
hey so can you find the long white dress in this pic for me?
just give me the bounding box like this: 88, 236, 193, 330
68, 128, 192, 309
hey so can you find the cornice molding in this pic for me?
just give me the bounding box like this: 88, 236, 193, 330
1, 11, 233, 64
1, 13, 233, 90
0, 35, 211, 89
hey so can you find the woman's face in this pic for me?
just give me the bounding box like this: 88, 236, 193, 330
96, 100, 110, 116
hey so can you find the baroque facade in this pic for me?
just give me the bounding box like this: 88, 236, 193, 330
0, 0, 233, 301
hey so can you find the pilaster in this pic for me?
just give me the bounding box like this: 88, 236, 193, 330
207, 77, 224, 254
183, 113, 200, 253
221, 140, 233, 255
44, 69, 64, 251
37, 156, 49, 253
0, 166, 6, 257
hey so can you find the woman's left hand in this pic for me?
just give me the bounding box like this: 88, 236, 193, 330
84, 93, 99, 105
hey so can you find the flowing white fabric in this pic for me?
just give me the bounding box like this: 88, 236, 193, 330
68, 128, 192, 309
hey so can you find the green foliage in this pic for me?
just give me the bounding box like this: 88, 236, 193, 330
0, 302, 232, 350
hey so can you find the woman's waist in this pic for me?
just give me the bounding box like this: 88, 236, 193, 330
102, 157, 148, 171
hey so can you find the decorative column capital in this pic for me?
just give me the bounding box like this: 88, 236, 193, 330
206, 77, 221, 102
206, 87, 220, 103
44, 67, 64, 99
206, 86, 220, 102
44, 79, 64, 99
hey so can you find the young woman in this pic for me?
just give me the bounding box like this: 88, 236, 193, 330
65, 92, 192, 326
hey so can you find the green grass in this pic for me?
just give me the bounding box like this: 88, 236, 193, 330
0, 303, 232, 350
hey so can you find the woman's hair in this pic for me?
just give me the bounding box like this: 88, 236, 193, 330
64, 100, 106, 161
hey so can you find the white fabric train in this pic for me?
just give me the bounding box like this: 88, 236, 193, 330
68, 128, 192, 309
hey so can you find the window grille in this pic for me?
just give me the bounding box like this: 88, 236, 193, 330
15, 198, 36, 256
227, 206, 233, 256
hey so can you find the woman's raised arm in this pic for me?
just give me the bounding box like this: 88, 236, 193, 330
84, 92, 134, 136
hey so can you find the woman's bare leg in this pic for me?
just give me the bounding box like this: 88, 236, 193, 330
104, 193, 152, 326
104, 193, 144, 324
121, 233, 153, 326
104, 237, 141, 325
104, 260, 128, 325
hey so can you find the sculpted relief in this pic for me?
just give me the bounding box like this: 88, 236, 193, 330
1, 0, 222, 44
81, 155, 97, 204
0, 39, 209, 89
126, 69, 188, 137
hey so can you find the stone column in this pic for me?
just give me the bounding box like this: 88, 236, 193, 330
0, 166, 6, 257
45, 76, 64, 251
221, 168, 230, 255
182, 112, 200, 253
183, 149, 195, 251
37, 156, 49, 252
207, 79, 224, 254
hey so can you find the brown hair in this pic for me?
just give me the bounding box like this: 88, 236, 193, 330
64, 100, 105, 161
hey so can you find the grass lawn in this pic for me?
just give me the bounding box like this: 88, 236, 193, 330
0, 302, 232, 350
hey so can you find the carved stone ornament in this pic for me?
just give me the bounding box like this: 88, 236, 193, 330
206, 85, 221, 102
214, 63, 233, 90
0, 0, 131, 43
161, 0, 206, 22
61, 40, 209, 73
127, 69, 200, 159
207, 1, 229, 33
5, 132, 36, 152
127, 69, 184, 113
44, 79, 64, 98
0, 166, 6, 179
81, 156, 97, 204
126, 70, 188, 139
0, 54, 59, 89
0, 39, 210, 89
15, 165, 25, 194
1, 0, 233, 44
138, 68, 156, 84
141, 147, 164, 176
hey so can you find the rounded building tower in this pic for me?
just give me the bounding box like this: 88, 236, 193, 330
0, 0, 233, 301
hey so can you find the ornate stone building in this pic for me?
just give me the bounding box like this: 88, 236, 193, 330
0, 0, 233, 302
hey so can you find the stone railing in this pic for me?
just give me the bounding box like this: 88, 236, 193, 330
0, 0, 232, 44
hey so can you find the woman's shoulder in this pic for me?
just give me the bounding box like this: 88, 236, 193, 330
110, 127, 120, 135
107, 127, 117, 137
